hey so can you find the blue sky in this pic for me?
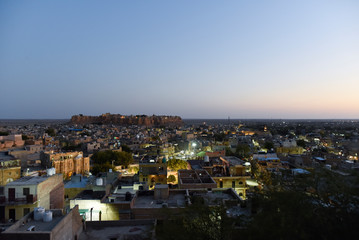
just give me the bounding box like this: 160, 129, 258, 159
1, 0, 358, 119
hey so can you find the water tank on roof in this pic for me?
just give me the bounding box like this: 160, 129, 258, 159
34, 207, 45, 221
43, 211, 53, 222
96, 178, 103, 186
46, 167, 56, 176
204, 156, 209, 163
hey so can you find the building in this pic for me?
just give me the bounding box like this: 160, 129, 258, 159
40, 151, 90, 179
1, 205, 83, 240
69, 189, 134, 221
0, 174, 64, 222
138, 158, 167, 189
188, 156, 250, 198
0, 152, 21, 186
131, 185, 242, 219
79, 219, 155, 240
0, 135, 24, 150
178, 169, 217, 189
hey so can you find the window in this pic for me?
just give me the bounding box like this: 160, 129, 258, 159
232, 181, 235, 188
23, 188, 30, 196
23, 208, 30, 216
0, 187, 4, 195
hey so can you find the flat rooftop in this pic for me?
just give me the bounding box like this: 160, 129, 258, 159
8, 210, 65, 232
178, 169, 216, 184
79, 220, 155, 240
15, 216, 64, 232
190, 189, 239, 205
73, 190, 106, 200
6, 175, 52, 186
133, 191, 186, 208
221, 156, 246, 166
0, 152, 16, 161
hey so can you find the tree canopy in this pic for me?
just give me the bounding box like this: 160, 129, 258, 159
92, 150, 133, 167
167, 158, 188, 171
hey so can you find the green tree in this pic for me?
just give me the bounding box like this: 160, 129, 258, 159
263, 141, 274, 150
121, 144, 132, 153
235, 143, 251, 158
91, 163, 115, 175
22, 135, 29, 140
167, 158, 188, 171
92, 150, 133, 168
156, 202, 234, 240
0, 131, 9, 136
296, 139, 306, 148
45, 128, 56, 137
167, 175, 176, 183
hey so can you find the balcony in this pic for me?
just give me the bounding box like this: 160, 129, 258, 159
0, 194, 37, 205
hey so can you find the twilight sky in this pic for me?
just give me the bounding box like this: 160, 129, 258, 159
1, 0, 359, 119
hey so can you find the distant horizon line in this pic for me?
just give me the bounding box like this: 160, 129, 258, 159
1, 118, 359, 121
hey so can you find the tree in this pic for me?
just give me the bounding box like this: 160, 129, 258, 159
92, 150, 133, 168
121, 144, 132, 153
167, 158, 188, 171
167, 175, 176, 183
296, 139, 306, 148
45, 128, 56, 137
0, 131, 9, 136
91, 163, 115, 175
235, 143, 251, 158
263, 141, 274, 150
22, 135, 29, 140
156, 202, 234, 240
242, 168, 359, 239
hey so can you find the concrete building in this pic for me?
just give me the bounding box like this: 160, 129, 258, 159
1, 205, 83, 240
70, 189, 134, 221
139, 158, 167, 189
178, 169, 217, 189
40, 151, 90, 179
188, 156, 250, 198
0, 174, 64, 222
131, 185, 242, 219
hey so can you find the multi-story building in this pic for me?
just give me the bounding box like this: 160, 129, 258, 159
40, 151, 90, 179
0, 173, 64, 222
188, 156, 250, 198
139, 158, 167, 189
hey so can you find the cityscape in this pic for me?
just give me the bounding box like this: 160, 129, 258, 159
1, 1, 359, 240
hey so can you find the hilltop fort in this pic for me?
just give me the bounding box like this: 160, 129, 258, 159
70, 113, 183, 126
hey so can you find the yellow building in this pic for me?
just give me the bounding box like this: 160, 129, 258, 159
40, 151, 90, 179
0, 174, 64, 222
139, 159, 167, 189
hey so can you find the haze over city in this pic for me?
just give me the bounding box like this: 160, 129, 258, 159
1, 0, 359, 119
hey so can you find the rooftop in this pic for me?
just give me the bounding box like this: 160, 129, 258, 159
79, 220, 155, 240
6, 175, 54, 186
73, 190, 106, 200
221, 156, 246, 166
6, 210, 65, 232
133, 190, 186, 208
